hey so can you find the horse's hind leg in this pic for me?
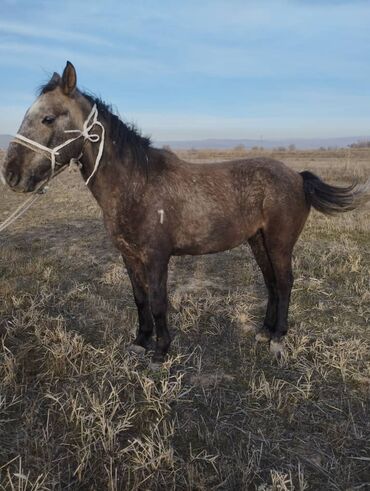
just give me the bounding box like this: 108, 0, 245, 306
261, 222, 299, 356
267, 247, 293, 356
248, 230, 277, 342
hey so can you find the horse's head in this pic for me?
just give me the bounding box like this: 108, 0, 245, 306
2, 62, 90, 193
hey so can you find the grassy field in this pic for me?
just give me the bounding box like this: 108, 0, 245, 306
0, 148, 369, 490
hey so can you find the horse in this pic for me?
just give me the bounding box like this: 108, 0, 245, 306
2, 62, 368, 366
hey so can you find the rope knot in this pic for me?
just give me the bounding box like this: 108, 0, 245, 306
64, 104, 105, 185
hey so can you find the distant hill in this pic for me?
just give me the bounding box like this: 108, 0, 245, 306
0, 134, 12, 149
156, 136, 369, 150
1, 134, 368, 151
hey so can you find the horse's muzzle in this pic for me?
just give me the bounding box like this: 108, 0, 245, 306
2, 149, 50, 193
2, 153, 21, 188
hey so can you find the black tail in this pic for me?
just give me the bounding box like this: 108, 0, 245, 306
300, 171, 369, 215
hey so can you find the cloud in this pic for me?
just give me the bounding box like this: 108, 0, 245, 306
0, 41, 168, 77
0, 20, 112, 46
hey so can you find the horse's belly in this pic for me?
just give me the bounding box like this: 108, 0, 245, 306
172, 217, 259, 255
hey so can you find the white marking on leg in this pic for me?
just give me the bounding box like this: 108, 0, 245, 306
270, 340, 285, 358
158, 209, 164, 224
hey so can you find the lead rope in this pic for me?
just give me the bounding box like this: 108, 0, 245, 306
0, 164, 68, 233
0, 194, 42, 233
0, 104, 105, 233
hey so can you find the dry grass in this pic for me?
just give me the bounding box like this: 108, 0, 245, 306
0, 148, 369, 490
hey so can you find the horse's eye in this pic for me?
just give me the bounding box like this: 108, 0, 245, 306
42, 115, 56, 125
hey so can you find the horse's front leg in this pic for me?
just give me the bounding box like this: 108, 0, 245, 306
124, 254, 171, 364
146, 257, 171, 365
123, 256, 154, 352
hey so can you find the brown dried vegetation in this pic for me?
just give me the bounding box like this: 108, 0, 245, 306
0, 148, 369, 489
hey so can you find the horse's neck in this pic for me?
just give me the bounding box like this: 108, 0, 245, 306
79, 141, 141, 212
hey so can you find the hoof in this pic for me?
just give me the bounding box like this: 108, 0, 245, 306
127, 344, 146, 355
148, 361, 162, 372
270, 340, 285, 358
255, 329, 271, 343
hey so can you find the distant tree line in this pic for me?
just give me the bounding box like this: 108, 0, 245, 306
162, 141, 370, 153
349, 140, 370, 148
234, 144, 297, 152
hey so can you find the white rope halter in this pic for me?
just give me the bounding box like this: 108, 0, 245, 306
12, 104, 105, 186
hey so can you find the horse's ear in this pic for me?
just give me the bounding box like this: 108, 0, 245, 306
61, 61, 77, 96
50, 72, 61, 84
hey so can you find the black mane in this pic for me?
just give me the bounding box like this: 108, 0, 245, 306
39, 81, 152, 172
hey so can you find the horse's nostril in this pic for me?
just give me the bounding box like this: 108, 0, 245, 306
6, 169, 20, 187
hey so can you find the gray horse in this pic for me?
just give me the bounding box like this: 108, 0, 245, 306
3, 62, 368, 365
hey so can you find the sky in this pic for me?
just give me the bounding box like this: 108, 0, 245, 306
0, 0, 369, 141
